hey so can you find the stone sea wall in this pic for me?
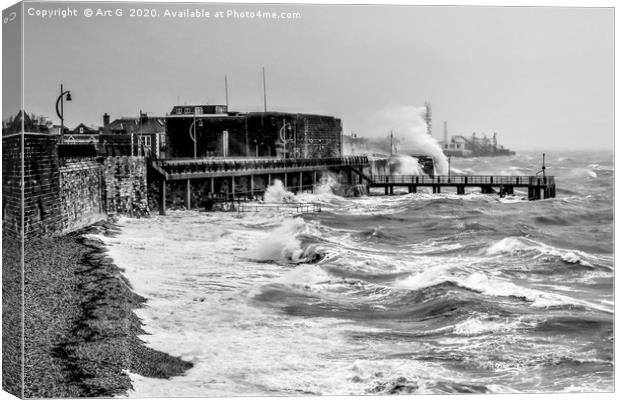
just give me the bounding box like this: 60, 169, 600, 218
23, 135, 63, 237
2, 134, 23, 238
59, 161, 105, 233
2, 134, 147, 238
103, 157, 148, 215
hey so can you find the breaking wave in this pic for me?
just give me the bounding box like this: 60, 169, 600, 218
485, 236, 607, 268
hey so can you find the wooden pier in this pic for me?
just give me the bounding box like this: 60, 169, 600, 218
368, 175, 556, 200
151, 155, 368, 214
150, 155, 556, 216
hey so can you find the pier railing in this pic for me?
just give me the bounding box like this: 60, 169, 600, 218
158, 155, 369, 176
371, 175, 555, 186
236, 202, 322, 214
204, 184, 317, 203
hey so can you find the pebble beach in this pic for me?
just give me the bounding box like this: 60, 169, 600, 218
8, 220, 192, 397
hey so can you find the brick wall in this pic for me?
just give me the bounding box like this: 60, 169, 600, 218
299, 115, 342, 158
103, 156, 147, 214
22, 134, 63, 237
59, 161, 105, 232
3, 135, 148, 238
2, 135, 23, 238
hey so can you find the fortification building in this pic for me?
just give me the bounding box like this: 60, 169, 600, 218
165, 105, 343, 159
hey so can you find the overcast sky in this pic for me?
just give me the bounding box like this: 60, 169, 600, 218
17, 2, 613, 151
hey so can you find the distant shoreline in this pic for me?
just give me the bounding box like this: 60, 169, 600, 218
20, 220, 192, 397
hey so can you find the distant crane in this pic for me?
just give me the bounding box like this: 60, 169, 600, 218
423, 101, 432, 136
389, 130, 400, 155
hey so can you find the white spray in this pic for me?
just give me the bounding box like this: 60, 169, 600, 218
248, 217, 308, 263
389, 154, 425, 175
367, 105, 450, 174
263, 180, 298, 203
315, 173, 340, 194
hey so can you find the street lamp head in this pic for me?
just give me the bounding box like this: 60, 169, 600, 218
198, 120, 204, 127
66, 92, 72, 101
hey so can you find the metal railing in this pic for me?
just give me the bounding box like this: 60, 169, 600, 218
203, 184, 317, 203
237, 202, 322, 214
159, 155, 369, 175
371, 175, 555, 186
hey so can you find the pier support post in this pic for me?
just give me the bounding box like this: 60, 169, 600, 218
231, 176, 235, 200
389, 186, 394, 195
284, 172, 288, 188
159, 180, 166, 215
299, 171, 303, 192
457, 186, 465, 195
385, 186, 389, 195
210, 177, 215, 194
408, 186, 413, 194
185, 178, 191, 209
250, 175, 254, 197
268, 173, 272, 186
436, 186, 441, 194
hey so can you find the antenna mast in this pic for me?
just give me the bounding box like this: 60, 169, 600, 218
262, 67, 267, 112
225, 75, 229, 109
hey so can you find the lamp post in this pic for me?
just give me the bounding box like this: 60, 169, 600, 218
55, 84, 72, 142
188, 118, 204, 159
253, 139, 263, 157
279, 120, 292, 159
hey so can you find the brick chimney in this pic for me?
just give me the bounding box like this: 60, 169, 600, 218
103, 113, 110, 126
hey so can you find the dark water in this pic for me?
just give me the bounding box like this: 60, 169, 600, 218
255, 151, 614, 393
107, 151, 613, 396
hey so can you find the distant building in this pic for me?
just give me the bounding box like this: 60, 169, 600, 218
441, 136, 472, 157
165, 105, 343, 159
64, 123, 99, 144
440, 132, 514, 157
99, 113, 166, 157
2, 110, 56, 135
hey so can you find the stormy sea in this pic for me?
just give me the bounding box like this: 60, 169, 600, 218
94, 151, 613, 396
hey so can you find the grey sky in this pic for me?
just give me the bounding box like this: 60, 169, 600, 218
18, 2, 613, 150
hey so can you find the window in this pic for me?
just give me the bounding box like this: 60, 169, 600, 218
79, 127, 84, 133
141, 136, 152, 147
